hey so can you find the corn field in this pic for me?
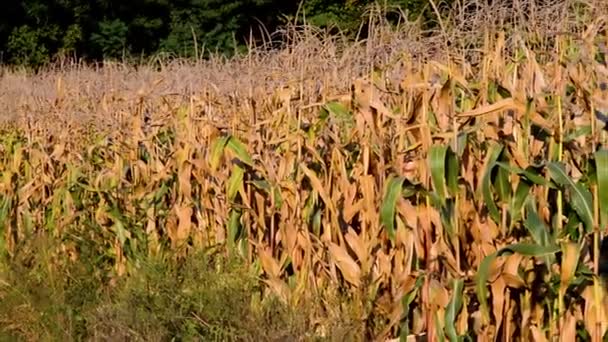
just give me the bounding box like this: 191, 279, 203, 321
5, 1, 608, 341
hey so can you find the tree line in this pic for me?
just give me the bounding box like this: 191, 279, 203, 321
0, 0, 439, 66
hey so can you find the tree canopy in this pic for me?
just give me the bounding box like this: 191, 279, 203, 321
0, 0, 442, 66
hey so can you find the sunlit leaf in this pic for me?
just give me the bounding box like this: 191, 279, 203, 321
595, 149, 608, 228
227, 165, 245, 202
429, 144, 448, 206
329, 242, 361, 287
445, 278, 464, 341
564, 125, 592, 142
227, 136, 254, 167
547, 162, 593, 232
510, 179, 531, 224
324, 101, 351, 119
210, 135, 230, 171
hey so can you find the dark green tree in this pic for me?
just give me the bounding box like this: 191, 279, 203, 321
160, 0, 294, 58
0, 0, 442, 66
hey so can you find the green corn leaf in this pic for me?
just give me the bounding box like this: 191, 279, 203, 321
564, 211, 582, 240
273, 186, 283, 210
227, 136, 254, 167
318, 106, 330, 120
402, 180, 426, 198
380, 176, 405, 242
402, 274, 424, 310
308, 108, 330, 141
153, 181, 171, 204
595, 149, 608, 228
251, 180, 283, 210
496, 162, 550, 187
227, 165, 245, 202
494, 160, 511, 203
456, 131, 468, 157
0, 196, 11, 231
547, 162, 594, 232
324, 101, 351, 119
312, 209, 322, 237
511, 179, 531, 224
429, 145, 449, 206
564, 125, 592, 142
210, 136, 230, 171
445, 278, 464, 342
435, 311, 446, 342
500, 242, 560, 256
0, 197, 11, 256
227, 209, 242, 247
481, 144, 504, 224
251, 180, 271, 192
302, 190, 318, 224
476, 251, 497, 323
108, 207, 129, 247
524, 202, 553, 247
439, 201, 456, 239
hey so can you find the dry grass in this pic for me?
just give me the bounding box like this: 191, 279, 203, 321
3, 0, 608, 340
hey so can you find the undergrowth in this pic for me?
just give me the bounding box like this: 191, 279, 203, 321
0, 234, 359, 341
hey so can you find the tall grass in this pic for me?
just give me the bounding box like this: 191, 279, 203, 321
3, 0, 608, 340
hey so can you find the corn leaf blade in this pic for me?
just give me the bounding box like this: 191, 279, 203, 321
595, 149, 608, 228
547, 162, 593, 232
429, 144, 448, 206
380, 176, 405, 242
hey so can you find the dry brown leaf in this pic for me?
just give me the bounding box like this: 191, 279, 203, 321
431, 78, 452, 131
523, 47, 547, 97
300, 163, 339, 233
343, 199, 363, 223
258, 246, 281, 278
458, 98, 517, 117
456, 297, 469, 336
503, 293, 516, 341
429, 279, 449, 308
429, 61, 469, 88
560, 242, 580, 290
507, 143, 529, 169
283, 220, 298, 255
503, 273, 526, 289
502, 253, 523, 275
175, 204, 193, 245
397, 199, 419, 230
582, 283, 608, 340
559, 311, 577, 342
328, 242, 361, 287
529, 325, 548, 342
471, 310, 484, 336
344, 228, 366, 267
359, 175, 376, 224
374, 249, 392, 284
253, 192, 267, 230
490, 276, 506, 337
354, 78, 399, 119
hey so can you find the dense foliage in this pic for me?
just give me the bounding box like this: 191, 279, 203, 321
0, 0, 440, 66
4, 0, 608, 339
